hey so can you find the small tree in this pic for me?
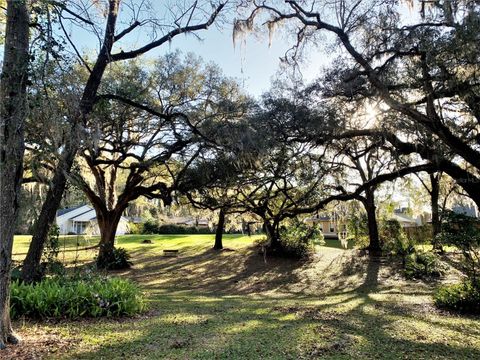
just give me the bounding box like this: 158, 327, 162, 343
22, 0, 227, 282
439, 211, 480, 287
73, 53, 246, 268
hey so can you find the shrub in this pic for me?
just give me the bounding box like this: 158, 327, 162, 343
142, 220, 158, 234
158, 224, 187, 234
140, 221, 213, 235
107, 247, 133, 270
157, 224, 213, 234
437, 211, 480, 285
42, 225, 65, 276
405, 224, 432, 244
128, 222, 144, 234
434, 280, 480, 314
404, 252, 446, 280
381, 219, 415, 257
10, 276, 147, 319
347, 213, 369, 249
278, 220, 323, 259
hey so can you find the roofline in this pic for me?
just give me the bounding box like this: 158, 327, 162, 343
68, 207, 94, 221
57, 205, 91, 218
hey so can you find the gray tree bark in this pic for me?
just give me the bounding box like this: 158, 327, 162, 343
21, 0, 226, 280
0, 0, 30, 349
429, 173, 442, 251
21, 0, 121, 281
360, 189, 381, 254
214, 209, 225, 250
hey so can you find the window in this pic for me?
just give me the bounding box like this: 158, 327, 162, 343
330, 224, 335, 232
73, 222, 88, 234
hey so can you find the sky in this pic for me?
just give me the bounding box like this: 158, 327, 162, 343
62, 1, 324, 98
146, 27, 322, 97
60, 0, 421, 99
1, 0, 422, 98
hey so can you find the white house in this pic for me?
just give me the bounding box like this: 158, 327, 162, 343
55, 204, 130, 235
391, 213, 420, 228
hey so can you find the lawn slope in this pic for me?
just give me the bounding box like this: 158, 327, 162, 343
6, 234, 480, 359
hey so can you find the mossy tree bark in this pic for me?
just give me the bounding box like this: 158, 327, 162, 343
359, 189, 381, 254
214, 209, 226, 250
21, 0, 226, 282
0, 0, 29, 349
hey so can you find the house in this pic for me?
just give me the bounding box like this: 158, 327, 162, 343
391, 213, 419, 228
304, 214, 343, 238
124, 216, 144, 224
305, 209, 421, 239
56, 204, 130, 235
452, 204, 478, 218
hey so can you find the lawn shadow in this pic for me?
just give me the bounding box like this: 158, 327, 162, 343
24, 237, 480, 359
122, 244, 311, 295
60, 275, 480, 360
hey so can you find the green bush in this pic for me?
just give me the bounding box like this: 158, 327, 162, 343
405, 224, 432, 244
42, 224, 65, 276
157, 224, 213, 234
278, 220, 323, 259
158, 224, 189, 234
437, 211, 480, 284
381, 219, 415, 256
142, 220, 158, 234
141, 221, 213, 235
434, 280, 480, 314
10, 276, 147, 319
108, 247, 133, 270
128, 222, 144, 234
404, 252, 446, 280
347, 213, 370, 249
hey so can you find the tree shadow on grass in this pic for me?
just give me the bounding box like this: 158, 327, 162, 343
121, 245, 310, 295
47, 244, 480, 359
60, 284, 480, 360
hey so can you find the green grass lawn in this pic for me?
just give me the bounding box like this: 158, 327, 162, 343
7, 234, 480, 359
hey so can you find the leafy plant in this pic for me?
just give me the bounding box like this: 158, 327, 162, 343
404, 252, 446, 280
128, 222, 144, 234
434, 280, 480, 314
142, 220, 158, 234
141, 221, 213, 235
347, 212, 369, 249
381, 219, 415, 257
10, 276, 147, 319
278, 219, 323, 259
437, 211, 480, 286
41, 224, 65, 276
107, 247, 133, 270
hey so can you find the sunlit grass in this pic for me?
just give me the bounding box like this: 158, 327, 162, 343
10, 234, 480, 359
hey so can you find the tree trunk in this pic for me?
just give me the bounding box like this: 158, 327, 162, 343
264, 220, 281, 252
213, 209, 225, 250
361, 189, 381, 254
20, 0, 121, 279
430, 173, 442, 251
96, 210, 123, 269
0, 0, 29, 349
21, 146, 77, 283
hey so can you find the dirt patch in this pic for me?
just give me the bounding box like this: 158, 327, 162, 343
169, 335, 192, 349
300, 333, 357, 359
1, 327, 78, 359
